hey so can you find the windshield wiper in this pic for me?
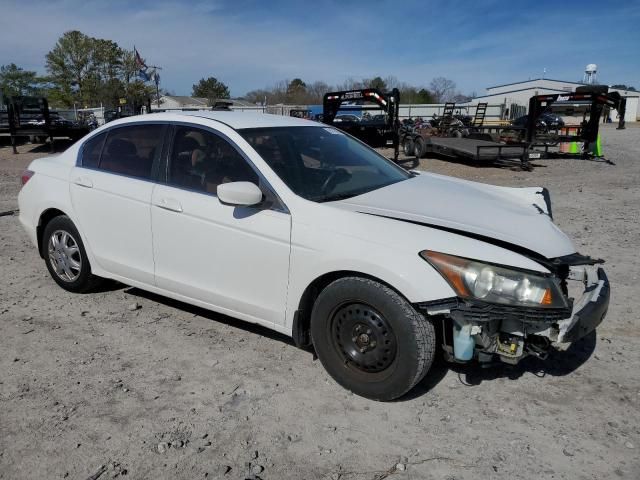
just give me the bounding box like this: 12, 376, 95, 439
318, 192, 361, 202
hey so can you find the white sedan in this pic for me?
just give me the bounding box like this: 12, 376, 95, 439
18, 112, 609, 400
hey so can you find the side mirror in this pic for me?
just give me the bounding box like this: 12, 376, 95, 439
217, 181, 263, 206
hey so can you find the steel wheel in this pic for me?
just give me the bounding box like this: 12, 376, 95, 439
47, 229, 82, 282
310, 277, 436, 400
331, 302, 398, 373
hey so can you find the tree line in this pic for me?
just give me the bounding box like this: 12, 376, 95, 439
241, 76, 474, 105
1, 31, 154, 109
1, 29, 475, 109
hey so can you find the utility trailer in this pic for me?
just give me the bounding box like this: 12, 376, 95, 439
322, 88, 401, 160
403, 102, 531, 169
416, 135, 530, 169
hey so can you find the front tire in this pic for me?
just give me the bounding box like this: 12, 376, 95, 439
310, 277, 436, 401
42, 215, 101, 293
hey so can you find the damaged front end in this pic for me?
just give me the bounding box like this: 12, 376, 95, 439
416, 253, 609, 365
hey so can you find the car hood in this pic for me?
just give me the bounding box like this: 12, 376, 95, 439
332, 173, 576, 259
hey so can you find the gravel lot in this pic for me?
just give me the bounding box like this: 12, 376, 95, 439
1, 125, 639, 479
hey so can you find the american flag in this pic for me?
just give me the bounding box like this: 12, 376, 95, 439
134, 47, 150, 81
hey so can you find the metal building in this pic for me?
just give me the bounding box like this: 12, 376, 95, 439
470, 78, 639, 122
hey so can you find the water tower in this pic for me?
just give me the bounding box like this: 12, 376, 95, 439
583, 64, 598, 84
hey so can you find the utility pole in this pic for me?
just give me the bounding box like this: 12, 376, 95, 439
152, 71, 161, 108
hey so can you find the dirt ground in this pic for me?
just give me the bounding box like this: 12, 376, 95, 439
1, 126, 639, 480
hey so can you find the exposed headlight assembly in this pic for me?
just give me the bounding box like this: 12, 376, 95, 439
420, 251, 567, 309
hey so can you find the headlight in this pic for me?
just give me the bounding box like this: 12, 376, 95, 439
420, 250, 567, 309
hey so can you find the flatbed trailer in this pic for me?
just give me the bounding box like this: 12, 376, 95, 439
422, 136, 530, 169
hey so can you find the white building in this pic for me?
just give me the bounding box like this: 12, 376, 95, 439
471, 79, 639, 122
152, 96, 260, 111
152, 96, 210, 110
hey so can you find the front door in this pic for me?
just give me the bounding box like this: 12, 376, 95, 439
151, 125, 291, 326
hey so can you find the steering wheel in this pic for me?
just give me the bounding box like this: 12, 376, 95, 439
320, 168, 348, 195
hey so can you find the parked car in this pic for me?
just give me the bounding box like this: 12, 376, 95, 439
18, 112, 609, 400
512, 112, 565, 131
25, 113, 76, 128
332, 114, 360, 123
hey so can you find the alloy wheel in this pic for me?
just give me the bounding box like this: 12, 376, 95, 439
48, 230, 82, 282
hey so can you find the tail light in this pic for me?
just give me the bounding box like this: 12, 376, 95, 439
21, 169, 35, 186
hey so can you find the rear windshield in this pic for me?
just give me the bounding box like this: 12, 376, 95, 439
239, 126, 409, 202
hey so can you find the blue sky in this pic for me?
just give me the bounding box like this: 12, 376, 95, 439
1, 0, 638, 97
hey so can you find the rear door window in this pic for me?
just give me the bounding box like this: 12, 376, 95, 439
98, 124, 165, 180
80, 132, 106, 169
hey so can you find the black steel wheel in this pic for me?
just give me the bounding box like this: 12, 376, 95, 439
311, 277, 436, 401
330, 302, 398, 373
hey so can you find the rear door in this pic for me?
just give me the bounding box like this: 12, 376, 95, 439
150, 124, 291, 326
70, 123, 166, 284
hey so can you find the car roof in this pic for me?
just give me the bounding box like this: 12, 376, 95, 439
106, 111, 320, 130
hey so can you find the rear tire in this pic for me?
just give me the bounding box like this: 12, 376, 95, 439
402, 136, 414, 157
413, 137, 425, 158
42, 215, 102, 293
310, 277, 436, 401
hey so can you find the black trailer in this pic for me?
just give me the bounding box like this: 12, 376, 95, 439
1, 96, 89, 153
322, 88, 401, 160
524, 86, 626, 158
468, 86, 626, 160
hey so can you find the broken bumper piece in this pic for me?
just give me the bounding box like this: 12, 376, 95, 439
556, 267, 609, 344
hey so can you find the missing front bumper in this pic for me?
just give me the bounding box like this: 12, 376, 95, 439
415, 266, 610, 363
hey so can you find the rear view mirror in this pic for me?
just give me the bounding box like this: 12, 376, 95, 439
217, 181, 263, 206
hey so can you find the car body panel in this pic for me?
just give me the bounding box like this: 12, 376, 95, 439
151, 183, 291, 325
333, 172, 575, 259
69, 166, 156, 285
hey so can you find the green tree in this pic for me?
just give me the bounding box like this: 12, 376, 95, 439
45, 30, 96, 105
416, 88, 435, 103
285, 78, 305, 102
367, 76, 387, 91
0, 63, 41, 97
192, 77, 230, 105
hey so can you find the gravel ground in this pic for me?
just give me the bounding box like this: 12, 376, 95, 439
0, 125, 639, 479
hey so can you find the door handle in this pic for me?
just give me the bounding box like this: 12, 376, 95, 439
73, 176, 93, 188
155, 198, 183, 213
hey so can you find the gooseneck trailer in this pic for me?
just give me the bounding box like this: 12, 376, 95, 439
322, 88, 401, 160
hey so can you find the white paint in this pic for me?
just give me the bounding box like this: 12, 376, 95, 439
18, 112, 589, 340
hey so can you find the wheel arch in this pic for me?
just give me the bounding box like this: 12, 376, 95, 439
36, 208, 68, 257
292, 270, 412, 348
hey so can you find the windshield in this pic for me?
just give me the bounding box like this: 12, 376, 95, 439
239, 126, 410, 202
